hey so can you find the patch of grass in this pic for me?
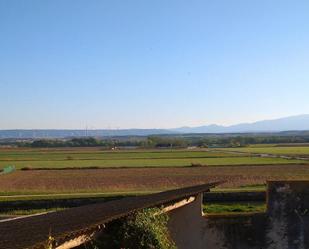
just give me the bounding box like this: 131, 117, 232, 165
211, 186, 266, 192
203, 202, 266, 214
212, 183, 268, 192
0, 148, 305, 169
248, 144, 278, 148
0, 207, 65, 216
218, 146, 309, 156
0, 156, 303, 169
239, 183, 266, 189
0, 149, 242, 161
0, 191, 157, 202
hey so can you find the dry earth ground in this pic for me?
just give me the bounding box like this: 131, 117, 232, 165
1, 164, 309, 194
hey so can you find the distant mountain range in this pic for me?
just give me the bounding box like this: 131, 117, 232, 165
171, 114, 309, 134
1, 114, 309, 139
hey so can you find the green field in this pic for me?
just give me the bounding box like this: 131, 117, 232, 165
0, 207, 65, 216
218, 146, 309, 156
0, 150, 243, 160
203, 202, 266, 214
0, 157, 304, 169
1, 146, 309, 204
0, 148, 304, 169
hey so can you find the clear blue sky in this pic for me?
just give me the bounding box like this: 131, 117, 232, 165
1, 0, 309, 129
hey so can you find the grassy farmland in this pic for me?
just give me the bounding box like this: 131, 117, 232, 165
0, 147, 305, 169
0, 146, 309, 199
218, 146, 309, 156
1, 145, 309, 217
204, 202, 266, 214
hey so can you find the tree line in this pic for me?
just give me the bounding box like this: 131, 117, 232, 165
10, 134, 309, 148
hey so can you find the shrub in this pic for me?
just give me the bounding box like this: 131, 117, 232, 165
190, 163, 203, 167
20, 166, 33, 171
88, 208, 176, 249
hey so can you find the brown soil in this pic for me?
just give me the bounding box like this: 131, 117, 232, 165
1, 164, 309, 193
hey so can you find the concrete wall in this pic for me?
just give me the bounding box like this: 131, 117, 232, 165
167, 194, 206, 249
267, 181, 309, 249
168, 194, 267, 249
167, 181, 309, 249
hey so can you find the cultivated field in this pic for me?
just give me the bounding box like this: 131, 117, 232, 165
0, 147, 304, 169
1, 146, 309, 199
1, 164, 309, 196
218, 146, 309, 156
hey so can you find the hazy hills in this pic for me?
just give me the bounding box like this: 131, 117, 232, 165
171, 114, 309, 133
1, 115, 309, 139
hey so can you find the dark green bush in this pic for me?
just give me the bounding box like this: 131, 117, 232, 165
87, 208, 176, 249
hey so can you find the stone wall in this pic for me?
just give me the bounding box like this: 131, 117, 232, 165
167, 181, 309, 249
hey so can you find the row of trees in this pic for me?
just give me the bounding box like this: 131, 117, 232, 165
13, 134, 309, 148
30, 137, 142, 148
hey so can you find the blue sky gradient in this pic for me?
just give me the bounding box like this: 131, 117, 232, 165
1, 0, 309, 129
